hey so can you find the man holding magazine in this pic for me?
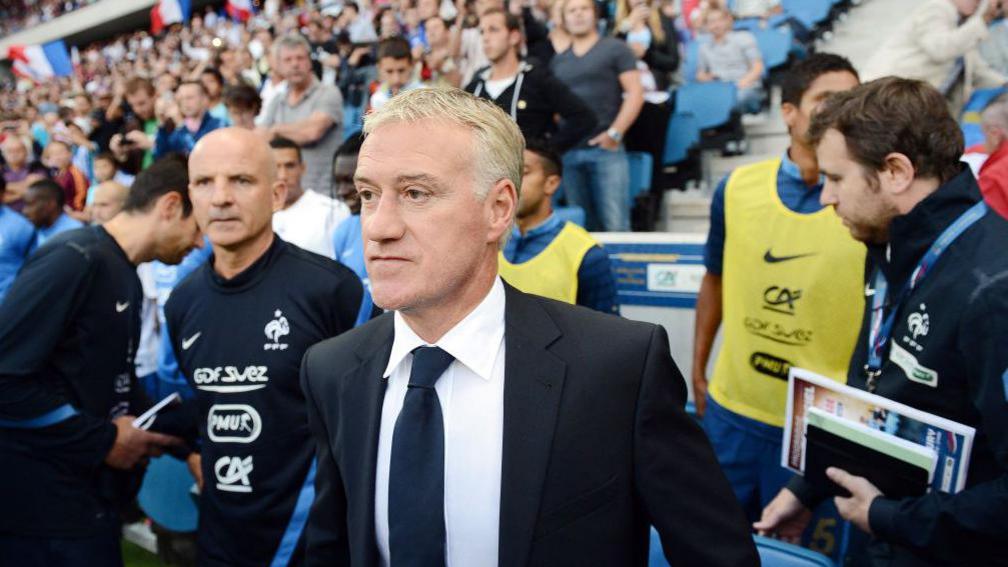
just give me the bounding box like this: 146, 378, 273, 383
755, 78, 1008, 566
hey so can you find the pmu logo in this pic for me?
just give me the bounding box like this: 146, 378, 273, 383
749, 352, 794, 380
207, 404, 262, 443
193, 366, 269, 393
762, 286, 802, 316
215, 455, 254, 493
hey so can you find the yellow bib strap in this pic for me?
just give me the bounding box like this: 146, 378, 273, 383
498, 222, 598, 304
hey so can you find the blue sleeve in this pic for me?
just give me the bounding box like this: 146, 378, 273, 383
575, 245, 619, 314
152, 127, 174, 160
703, 176, 728, 275
331, 217, 350, 261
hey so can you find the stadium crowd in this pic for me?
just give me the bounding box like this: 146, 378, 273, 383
1, 0, 1008, 566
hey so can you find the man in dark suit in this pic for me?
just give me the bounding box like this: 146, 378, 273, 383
300, 87, 758, 566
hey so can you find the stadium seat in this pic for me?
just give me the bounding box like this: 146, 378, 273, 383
555, 206, 587, 228
681, 40, 701, 84
627, 151, 653, 206
662, 112, 701, 165
755, 535, 836, 567
781, 0, 832, 29
752, 26, 794, 71
675, 82, 737, 131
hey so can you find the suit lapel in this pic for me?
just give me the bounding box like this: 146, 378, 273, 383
341, 316, 394, 567
498, 285, 565, 567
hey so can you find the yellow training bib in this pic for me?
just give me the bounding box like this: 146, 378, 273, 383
498, 222, 597, 304
709, 159, 865, 427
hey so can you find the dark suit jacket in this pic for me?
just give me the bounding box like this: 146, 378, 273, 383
300, 284, 758, 566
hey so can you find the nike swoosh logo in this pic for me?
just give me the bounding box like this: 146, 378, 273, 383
763, 250, 817, 264
115, 301, 130, 312
182, 332, 202, 350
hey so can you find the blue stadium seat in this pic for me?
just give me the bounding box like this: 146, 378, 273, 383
663, 112, 700, 165
675, 81, 737, 130
752, 26, 794, 71
960, 87, 1007, 147
781, 0, 831, 28
681, 40, 701, 84
627, 151, 653, 206
755, 535, 836, 567
555, 206, 587, 228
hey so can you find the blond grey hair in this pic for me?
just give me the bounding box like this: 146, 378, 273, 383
363, 87, 525, 247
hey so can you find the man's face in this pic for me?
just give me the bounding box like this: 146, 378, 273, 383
817, 128, 898, 244
563, 0, 597, 36
426, 18, 448, 47
333, 153, 359, 213
272, 147, 305, 204
378, 57, 413, 91
90, 184, 127, 224
278, 46, 313, 89
517, 150, 557, 218
1, 138, 27, 167
201, 73, 223, 99
705, 10, 732, 38
94, 158, 116, 182
480, 13, 519, 63
154, 201, 203, 265
176, 84, 208, 119
45, 142, 72, 170
22, 189, 57, 227
74, 96, 92, 117
982, 118, 1007, 154
189, 132, 285, 251
355, 120, 507, 312
786, 70, 860, 146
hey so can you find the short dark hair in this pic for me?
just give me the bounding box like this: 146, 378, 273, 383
808, 77, 964, 184
482, 7, 522, 32
28, 178, 64, 208
122, 154, 193, 216
780, 53, 858, 106
377, 36, 412, 62
177, 80, 207, 96
269, 136, 302, 163
525, 139, 561, 177
345, 2, 360, 13
201, 67, 224, 86
336, 131, 364, 160
223, 83, 263, 115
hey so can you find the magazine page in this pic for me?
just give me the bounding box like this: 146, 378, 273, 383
783, 367, 975, 493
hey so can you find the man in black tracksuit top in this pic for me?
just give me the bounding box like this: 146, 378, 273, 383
165, 128, 363, 566
755, 78, 1008, 566
0, 157, 203, 567
465, 8, 596, 154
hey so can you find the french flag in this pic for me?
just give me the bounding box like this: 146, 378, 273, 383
226, 0, 254, 23
7, 40, 73, 82
151, 0, 191, 35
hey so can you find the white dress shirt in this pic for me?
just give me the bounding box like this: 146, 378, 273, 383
375, 278, 506, 567
272, 190, 348, 258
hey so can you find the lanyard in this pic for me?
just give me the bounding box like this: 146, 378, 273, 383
864, 201, 987, 391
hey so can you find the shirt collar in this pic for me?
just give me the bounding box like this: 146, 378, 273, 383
384, 277, 506, 381
780, 148, 824, 186
511, 213, 561, 240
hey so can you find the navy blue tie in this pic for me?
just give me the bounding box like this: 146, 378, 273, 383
388, 346, 455, 567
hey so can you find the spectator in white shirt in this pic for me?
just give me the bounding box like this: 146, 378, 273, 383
269, 136, 348, 258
